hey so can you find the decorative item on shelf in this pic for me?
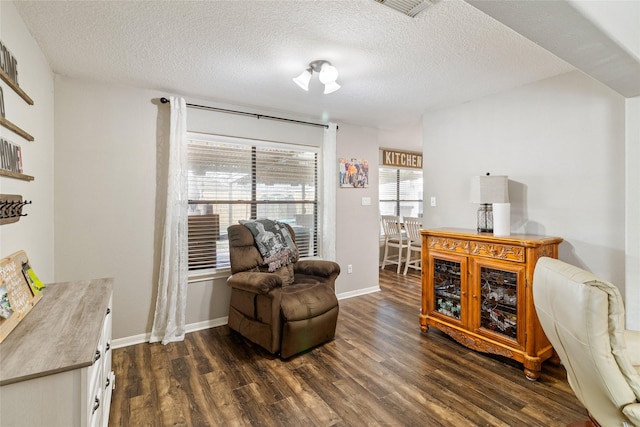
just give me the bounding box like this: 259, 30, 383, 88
293, 60, 341, 94
0, 137, 33, 182
0, 39, 34, 105
470, 173, 509, 234
0, 250, 44, 343
0, 194, 31, 225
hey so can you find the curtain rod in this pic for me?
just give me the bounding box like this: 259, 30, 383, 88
159, 97, 330, 129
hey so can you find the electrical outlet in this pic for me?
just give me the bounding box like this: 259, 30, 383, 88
347, 264, 353, 274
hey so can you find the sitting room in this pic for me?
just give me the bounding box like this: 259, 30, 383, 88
0, 1, 638, 426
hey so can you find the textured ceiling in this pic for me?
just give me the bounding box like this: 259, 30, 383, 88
13, 0, 575, 129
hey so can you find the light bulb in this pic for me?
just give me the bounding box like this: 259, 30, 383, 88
318, 63, 338, 84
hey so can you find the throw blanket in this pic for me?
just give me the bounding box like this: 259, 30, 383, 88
240, 219, 298, 272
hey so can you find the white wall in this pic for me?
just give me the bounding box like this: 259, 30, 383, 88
626, 96, 640, 329
336, 123, 381, 296
378, 120, 422, 151
423, 71, 627, 294
54, 77, 160, 341
569, 0, 640, 60
0, 2, 54, 281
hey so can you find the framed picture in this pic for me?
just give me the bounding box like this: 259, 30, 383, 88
339, 158, 368, 188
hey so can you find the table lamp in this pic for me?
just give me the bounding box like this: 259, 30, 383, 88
470, 174, 509, 234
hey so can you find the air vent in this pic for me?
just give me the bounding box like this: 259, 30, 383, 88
374, 0, 439, 17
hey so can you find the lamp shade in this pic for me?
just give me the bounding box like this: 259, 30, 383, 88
470, 175, 509, 204
292, 69, 312, 91
318, 63, 338, 84
323, 81, 341, 94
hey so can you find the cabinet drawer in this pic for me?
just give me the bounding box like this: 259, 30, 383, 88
426, 236, 469, 254
469, 241, 525, 262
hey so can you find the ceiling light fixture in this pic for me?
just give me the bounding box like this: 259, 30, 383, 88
293, 60, 341, 94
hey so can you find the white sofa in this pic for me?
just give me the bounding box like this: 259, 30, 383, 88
533, 257, 640, 427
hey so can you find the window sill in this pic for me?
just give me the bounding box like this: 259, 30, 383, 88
188, 268, 231, 283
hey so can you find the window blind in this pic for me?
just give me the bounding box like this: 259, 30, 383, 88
187, 136, 318, 273
379, 167, 423, 219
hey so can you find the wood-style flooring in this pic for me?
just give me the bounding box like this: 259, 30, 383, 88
109, 268, 587, 426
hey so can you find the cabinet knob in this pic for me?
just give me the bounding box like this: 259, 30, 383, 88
93, 350, 101, 363
92, 397, 100, 414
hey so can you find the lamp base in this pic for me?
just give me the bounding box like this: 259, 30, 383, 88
476, 204, 493, 233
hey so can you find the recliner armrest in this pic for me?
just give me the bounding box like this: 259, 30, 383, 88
227, 271, 282, 294
625, 329, 640, 366
622, 402, 640, 427
295, 260, 341, 278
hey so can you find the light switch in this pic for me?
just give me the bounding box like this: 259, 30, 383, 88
361, 197, 371, 206
430, 197, 437, 207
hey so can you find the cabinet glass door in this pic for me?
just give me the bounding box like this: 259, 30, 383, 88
479, 266, 518, 339
473, 260, 525, 345
432, 257, 463, 321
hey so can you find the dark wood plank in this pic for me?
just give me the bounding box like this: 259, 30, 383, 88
110, 268, 587, 426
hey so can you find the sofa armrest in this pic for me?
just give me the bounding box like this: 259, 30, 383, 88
227, 271, 282, 295
625, 329, 640, 366
295, 260, 341, 278
623, 402, 640, 427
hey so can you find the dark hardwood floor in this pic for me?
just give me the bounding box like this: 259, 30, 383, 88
109, 268, 586, 426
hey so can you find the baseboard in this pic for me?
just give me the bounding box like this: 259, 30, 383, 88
112, 287, 379, 349
337, 285, 381, 300
111, 316, 229, 349
112, 332, 151, 349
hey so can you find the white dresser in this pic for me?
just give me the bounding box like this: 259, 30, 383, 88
0, 278, 114, 427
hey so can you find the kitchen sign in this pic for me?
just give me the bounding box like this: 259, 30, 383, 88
382, 149, 422, 169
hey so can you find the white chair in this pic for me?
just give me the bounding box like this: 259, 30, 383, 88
533, 257, 640, 427
380, 215, 406, 274
402, 216, 422, 275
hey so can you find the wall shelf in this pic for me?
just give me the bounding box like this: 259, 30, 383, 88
0, 69, 34, 105
0, 117, 34, 142
0, 169, 34, 182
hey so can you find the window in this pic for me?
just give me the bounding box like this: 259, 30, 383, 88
187, 134, 319, 276
379, 167, 423, 219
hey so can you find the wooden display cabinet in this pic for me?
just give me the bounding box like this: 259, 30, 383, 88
420, 228, 563, 380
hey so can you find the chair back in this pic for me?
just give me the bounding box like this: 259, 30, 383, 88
227, 223, 298, 274
381, 215, 402, 240
403, 216, 422, 245
533, 257, 640, 426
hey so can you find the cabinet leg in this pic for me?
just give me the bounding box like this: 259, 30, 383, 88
524, 357, 542, 381
524, 367, 541, 381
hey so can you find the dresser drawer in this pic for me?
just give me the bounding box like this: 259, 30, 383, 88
469, 241, 525, 262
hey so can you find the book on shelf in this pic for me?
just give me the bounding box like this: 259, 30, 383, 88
21, 262, 45, 295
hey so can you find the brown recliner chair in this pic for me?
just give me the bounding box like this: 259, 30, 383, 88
226, 223, 340, 358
